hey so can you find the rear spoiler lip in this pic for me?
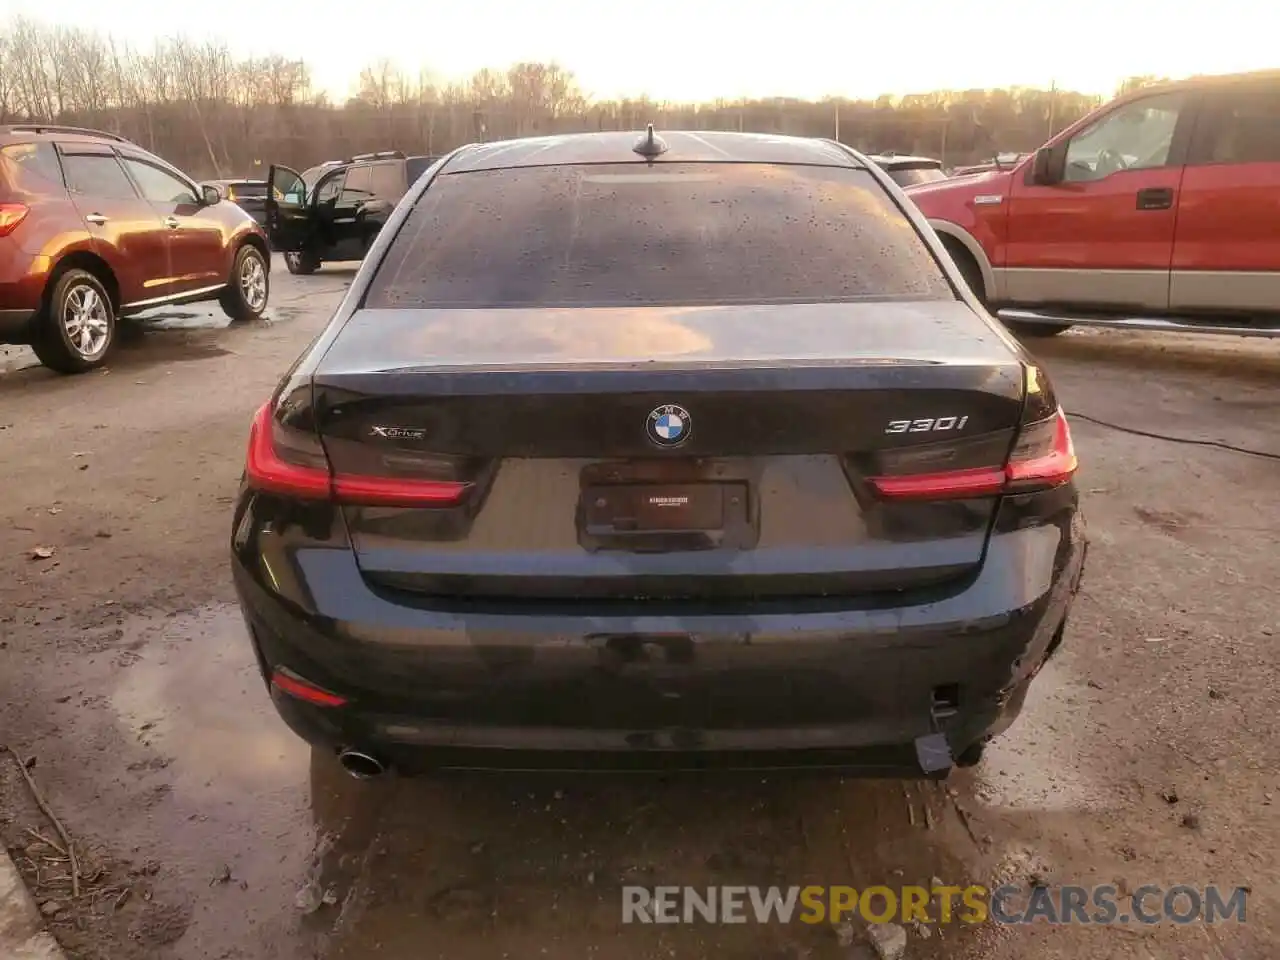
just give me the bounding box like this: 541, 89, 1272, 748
310, 359, 1025, 404
313, 300, 1025, 381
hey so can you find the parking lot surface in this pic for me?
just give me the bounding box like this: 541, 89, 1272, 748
1, 259, 1277, 959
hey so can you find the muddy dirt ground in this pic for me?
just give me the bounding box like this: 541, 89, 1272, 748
1, 259, 1277, 960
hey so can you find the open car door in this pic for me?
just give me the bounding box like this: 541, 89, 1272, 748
264, 164, 314, 252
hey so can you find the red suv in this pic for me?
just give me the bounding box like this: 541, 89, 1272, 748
905, 71, 1280, 340
0, 125, 271, 373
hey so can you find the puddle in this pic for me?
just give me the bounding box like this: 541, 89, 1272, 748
0, 345, 37, 376
97, 606, 316, 957
109, 607, 307, 799
138, 309, 217, 330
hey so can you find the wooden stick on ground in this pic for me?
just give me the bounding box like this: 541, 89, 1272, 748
24, 827, 67, 856
5, 746, 80, 898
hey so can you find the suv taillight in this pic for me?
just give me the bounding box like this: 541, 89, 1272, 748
0, 203, 28, 237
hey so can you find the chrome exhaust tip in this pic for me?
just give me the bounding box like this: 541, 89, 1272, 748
337, 749, 387, 780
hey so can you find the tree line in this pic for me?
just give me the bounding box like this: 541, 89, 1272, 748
0, 16, 1171, 179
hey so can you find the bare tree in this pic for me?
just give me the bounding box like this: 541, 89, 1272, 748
60, 27, 112, 120
9, 18, 55, 119
0, 32, 14, 121
167, 37, 226, 175
356, 58, 400, 111
0, 15, 1117, 178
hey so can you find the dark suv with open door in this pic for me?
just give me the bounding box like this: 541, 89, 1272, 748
0, 124, 271, 374
265, 152, 440, 274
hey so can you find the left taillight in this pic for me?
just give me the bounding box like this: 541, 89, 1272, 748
244, 402, 471, 507
245, 402, 331, 499
0, 203, 29, 237
869, 407, 1077, 501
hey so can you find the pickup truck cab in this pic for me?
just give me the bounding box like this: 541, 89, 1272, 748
906, 70, 1280, 339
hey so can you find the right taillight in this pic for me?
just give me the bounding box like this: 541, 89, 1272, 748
243, 402, 471, 507
869, 407, 1077, 501
0, 203, 29, 237
1004, 406, 1077, 493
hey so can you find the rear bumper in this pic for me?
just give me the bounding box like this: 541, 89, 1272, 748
230, 494, 1086, 776
0, 308, 36, 342
0, 245, 49, 343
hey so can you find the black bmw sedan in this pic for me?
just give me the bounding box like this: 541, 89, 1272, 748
230, 128, 1087, 780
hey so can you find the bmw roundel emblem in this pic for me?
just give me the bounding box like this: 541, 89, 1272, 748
647, 404, 691, 447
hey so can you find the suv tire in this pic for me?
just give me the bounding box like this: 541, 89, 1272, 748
284, 251, 320, 275
31, 269, 116, 374
220, 245, 270, 323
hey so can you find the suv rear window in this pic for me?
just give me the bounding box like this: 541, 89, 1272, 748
0, 143, 64, 195
365, 163, 954, 309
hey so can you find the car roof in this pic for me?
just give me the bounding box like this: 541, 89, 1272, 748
1103, 68, 1280, 109
0, 124, 131, 145
446, 131, 864, 173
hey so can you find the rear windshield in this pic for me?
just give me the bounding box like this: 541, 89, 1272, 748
888, 167, 948, 187
365, 163, 954, 309
229, 181, 267, 197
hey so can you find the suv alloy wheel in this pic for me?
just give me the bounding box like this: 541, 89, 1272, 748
220, 245, 271, 323
31, 268, 116, 373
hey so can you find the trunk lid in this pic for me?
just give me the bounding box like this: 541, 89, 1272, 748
313, 301, 1025, 602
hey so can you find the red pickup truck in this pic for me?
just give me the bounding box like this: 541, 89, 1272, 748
905, 70, 1280, 339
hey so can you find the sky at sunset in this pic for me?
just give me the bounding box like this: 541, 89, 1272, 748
1, 0, 1275, 103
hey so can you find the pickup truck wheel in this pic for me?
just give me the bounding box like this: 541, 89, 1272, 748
1004, 319, 1074, 338
949, 246, 989, 305
947, 244, 1074, 338
31, 269, 116, 374
284, 251, 319, 275
220, 245, 270, 323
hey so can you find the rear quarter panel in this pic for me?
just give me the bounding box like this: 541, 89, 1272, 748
1, 166, 91, 259
0, 159, 94, 312
210, 201, 269, 272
